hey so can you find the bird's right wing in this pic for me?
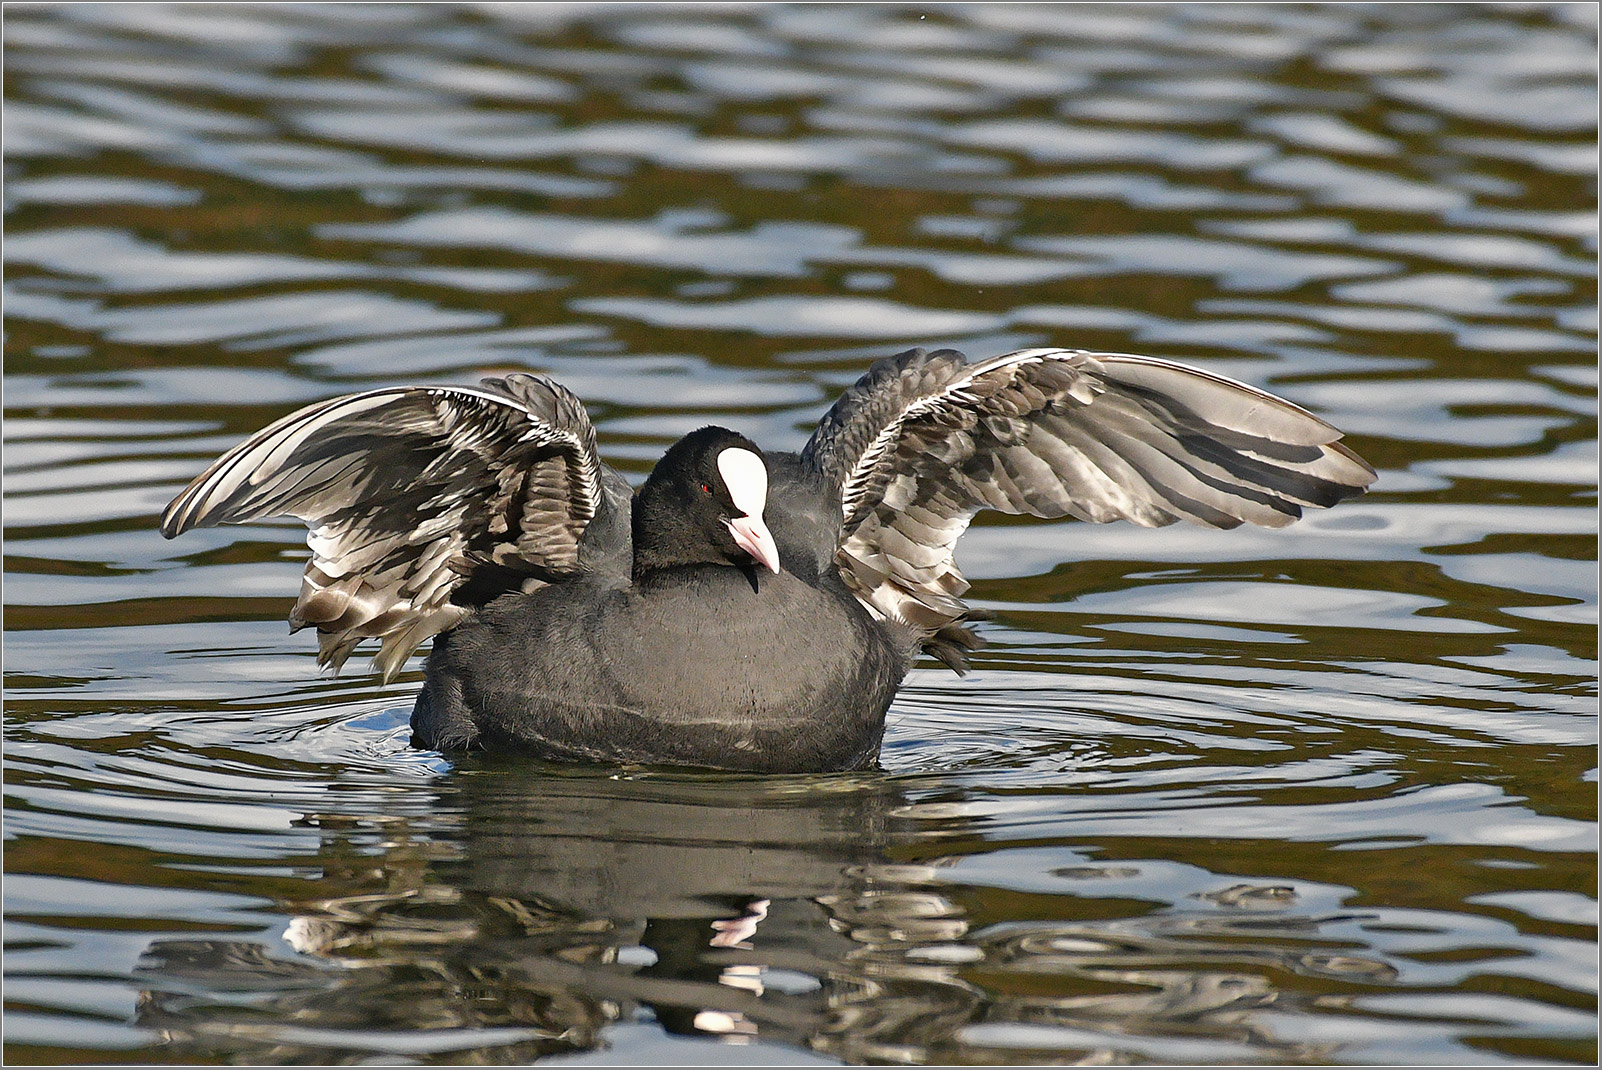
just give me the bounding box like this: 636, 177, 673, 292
161, 373, 614, 681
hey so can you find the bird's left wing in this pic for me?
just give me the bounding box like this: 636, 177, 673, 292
803, 347, 1376, 664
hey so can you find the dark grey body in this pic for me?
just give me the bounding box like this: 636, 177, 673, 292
411, 455, 918, 772
161, 349, 1375, 772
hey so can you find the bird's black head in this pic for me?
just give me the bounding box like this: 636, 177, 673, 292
631, 426, 781, 580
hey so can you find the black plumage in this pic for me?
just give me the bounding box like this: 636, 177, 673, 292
161, 347, 1376, 772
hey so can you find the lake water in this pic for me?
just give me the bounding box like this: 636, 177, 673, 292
3, 4, 1596, 1065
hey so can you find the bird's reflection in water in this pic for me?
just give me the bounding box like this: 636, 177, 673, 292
132, 763, 1389, 1063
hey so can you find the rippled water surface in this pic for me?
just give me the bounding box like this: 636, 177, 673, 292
4, 4, 1597, 1065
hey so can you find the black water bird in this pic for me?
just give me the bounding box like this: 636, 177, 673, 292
160, 347, 1375, 771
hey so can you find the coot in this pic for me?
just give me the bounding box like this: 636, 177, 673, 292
161, 347, 1375, 771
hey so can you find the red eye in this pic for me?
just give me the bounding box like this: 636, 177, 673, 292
700, 482, 712, 494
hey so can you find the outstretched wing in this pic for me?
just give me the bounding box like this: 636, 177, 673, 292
160, 373, 614, 681
803, 347, 1376, 650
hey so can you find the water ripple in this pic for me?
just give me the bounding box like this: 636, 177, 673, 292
3, 3, 1593, 1066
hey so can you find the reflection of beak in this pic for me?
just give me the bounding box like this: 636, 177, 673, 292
727, 514, 780, 574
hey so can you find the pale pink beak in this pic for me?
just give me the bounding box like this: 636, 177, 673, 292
727, 514, 780, 574
718, 447, 781, 574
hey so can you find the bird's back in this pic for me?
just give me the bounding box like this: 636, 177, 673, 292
413, 550, 909, 772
